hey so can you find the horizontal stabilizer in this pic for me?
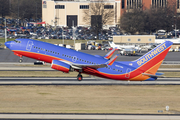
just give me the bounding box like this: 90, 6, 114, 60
142, 73, 165, 78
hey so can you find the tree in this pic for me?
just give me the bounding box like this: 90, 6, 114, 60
11, 0, 42, 20
83, 1, 114, 39
0, 0, 10, 18
120, 1, 177, 34
120, 8, 145, 34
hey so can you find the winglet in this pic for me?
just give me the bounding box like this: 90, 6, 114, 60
106, 54, 119, 66
104, 47, 117, 59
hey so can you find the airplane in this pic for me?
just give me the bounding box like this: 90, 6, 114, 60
108, 41, 141, 52
5, 39, 173, 81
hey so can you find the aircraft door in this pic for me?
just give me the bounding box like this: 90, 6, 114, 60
26, 41, 33, 51
125, 68, 131, 78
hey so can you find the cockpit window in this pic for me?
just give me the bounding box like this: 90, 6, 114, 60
14, 40, 21, 43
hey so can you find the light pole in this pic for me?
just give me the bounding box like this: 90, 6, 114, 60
175, 24, 177, 38
4, 18, 7, 49
174, 16, 177, 39
18, 0, 19, 26
72, 20, 75, 47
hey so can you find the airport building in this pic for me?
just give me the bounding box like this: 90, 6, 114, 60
42, 0, 121, 28
121, 0, 180, 16
42, 0, 180, 27
113, 35, 155, 44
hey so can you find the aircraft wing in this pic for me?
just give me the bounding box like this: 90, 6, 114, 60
60, 60, 107, 70
71, 63, 107, 69
58, 54, 118, 70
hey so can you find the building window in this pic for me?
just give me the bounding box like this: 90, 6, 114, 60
43, 5, 47, 8
104, 5, 113, 9
128, 38, 131, 41
55, 5, 65, 9
80, 5, 89, 9
122, 0, 124, 9
138, 39, 141, 41
152, 0, 166, 8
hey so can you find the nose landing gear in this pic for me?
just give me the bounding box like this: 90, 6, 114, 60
14, 53, 23, 63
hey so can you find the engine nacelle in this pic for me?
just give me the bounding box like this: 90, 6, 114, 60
51, 60, 71, 73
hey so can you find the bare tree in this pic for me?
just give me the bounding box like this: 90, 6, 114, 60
120, 8, 145, 34
11, 0, 42, 20
0, 0, 10, 18
120, 1, 177, 35
83, 1, 114, 39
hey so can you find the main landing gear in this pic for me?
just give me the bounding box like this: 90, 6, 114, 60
19, 58, 23, 63
77, 73, 83, 81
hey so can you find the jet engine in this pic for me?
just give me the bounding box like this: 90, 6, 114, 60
51, 60, 71, 73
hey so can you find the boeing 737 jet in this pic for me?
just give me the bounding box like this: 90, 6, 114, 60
5, 39, 173, 81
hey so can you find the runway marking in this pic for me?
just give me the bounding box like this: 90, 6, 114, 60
0, 114, 180, 119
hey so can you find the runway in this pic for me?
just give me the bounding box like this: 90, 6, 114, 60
0, 77, 180, 85
0, 113, 180, 120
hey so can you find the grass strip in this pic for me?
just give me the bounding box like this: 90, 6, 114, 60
0, 71, 90, 77
0, 71, 179, 77
0, 85, 180, 114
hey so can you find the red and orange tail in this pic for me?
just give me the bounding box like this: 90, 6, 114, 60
134, 41, 173, 75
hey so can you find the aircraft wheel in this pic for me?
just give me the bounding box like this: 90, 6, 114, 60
77, 74, 83, 81
19, 59, 23, 63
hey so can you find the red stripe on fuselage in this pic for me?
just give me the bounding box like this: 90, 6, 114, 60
12, 50, 62, 63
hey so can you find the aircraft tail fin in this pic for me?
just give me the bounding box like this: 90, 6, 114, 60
134, 41, 173, 75
108, 41, 115, 48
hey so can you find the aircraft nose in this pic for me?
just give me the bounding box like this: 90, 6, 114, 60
5, 41, 11, 48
